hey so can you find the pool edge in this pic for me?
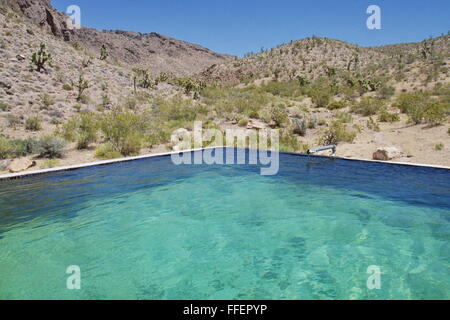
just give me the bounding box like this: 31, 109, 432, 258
0, 146, 449, 180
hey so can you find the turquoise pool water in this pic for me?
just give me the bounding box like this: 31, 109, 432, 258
0, 149, 449, 300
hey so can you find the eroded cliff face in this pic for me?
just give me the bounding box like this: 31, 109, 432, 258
0, 0, 68, 37
0, 0, 231, 73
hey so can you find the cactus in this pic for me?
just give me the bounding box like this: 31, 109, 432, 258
296, 75, 310, 86
99, 45, 109, 61
132, 67, 155, 91
30, 42, 52, 72
75, 75, 90, 101
292, 118, 307, 136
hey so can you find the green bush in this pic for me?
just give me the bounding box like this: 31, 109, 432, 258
40, 159, 59, 169
270, 104, 289, 127
62, 112, 98, 149
100, 110, 145, 156
35, 135, 67, 159
258, 81, 302, 98
423, 102, 448, 126
0, 137, 15, 159
238, 119, 248, 127
279, 131, 301, 153
292, 118, 307, 136
352, 97, 385, 116
0, 101, 10, 111
379, 111, 400, 123
145, 129, 171, 148
62, 84, 73, 91
94, 143, 123, 160
321, 121, 357, 145
434, 143, 444, 151
39, 93, 54, 110
25, 116, 42, 131
327, 100, 346, 110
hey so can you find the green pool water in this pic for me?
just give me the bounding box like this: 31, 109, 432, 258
0, 149, 449, 299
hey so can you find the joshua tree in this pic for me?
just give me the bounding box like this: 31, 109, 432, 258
75, 75, 90, 101
30, 42, 52, 72
99, 45, 109, 61
132, 67, 155, 92
420, 38, 435, 59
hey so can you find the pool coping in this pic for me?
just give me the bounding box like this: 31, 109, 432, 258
0, 146, 448, 180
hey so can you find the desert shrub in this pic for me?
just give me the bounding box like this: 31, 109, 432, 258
270, 104, 289, 127
5, 114, 21, 128
308, 87, 331, 108
0, 137, 14, 159
25, 116, 42, 131
62, 112, 99, 149
423, 102, 449, 126
377, 84, 396, 99
320, 120, 357, 145
335, 111, 353, 123
292, 118, 307, 136
366, 117, 381, 132
38, 93, 54, 110
379, 111, 400, 123
393, 93, 428, 124
35, 135, 67, 158
238, 119, 248, 127
258, 81, 302, 98
62, 84, 73, 91
279, 131, 301, 153
99, 110, 145, 156
434, 143, 444, 151
11, 138, 39, 157
40, 159, 59, 169
145, 129, 171, 148
327, 100, 346, 110
352, 97, 385, 116
94, 143, 122, 160
0, 101, 10, 111
155, 96, 208, 124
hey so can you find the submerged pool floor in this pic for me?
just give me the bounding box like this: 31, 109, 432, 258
0, 149, 449, 299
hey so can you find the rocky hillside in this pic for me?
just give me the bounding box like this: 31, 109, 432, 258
0, 1, 448, 174
0, 0, 232, 75
200, 35, 450, 88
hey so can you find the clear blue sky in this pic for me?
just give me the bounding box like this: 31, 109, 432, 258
52, 0, 449, 57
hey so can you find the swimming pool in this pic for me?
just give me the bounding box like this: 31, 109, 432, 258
0, 148, 449, 300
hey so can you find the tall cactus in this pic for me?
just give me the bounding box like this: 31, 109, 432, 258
30, 42, 52, 72
75, 75, 90, 101
99, 45, 109, 61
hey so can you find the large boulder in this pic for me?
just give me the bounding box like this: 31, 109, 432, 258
0, 159, 12, 171
7, 158, 36, 173
373, 147, 403, 161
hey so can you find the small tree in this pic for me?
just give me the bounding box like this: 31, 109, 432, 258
99, 45, 109, 60
74, 75, 90, 101
132, 67, 155, 92
30, 42, 52, 72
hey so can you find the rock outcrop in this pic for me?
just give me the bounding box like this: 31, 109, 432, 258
7, 158, 36, 173
0, 0, 231, 75
373, 147, 403, 161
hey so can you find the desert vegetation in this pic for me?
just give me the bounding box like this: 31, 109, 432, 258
0, 3, 449, 173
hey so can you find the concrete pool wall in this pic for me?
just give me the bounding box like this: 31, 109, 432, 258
0, 147, 449, 181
